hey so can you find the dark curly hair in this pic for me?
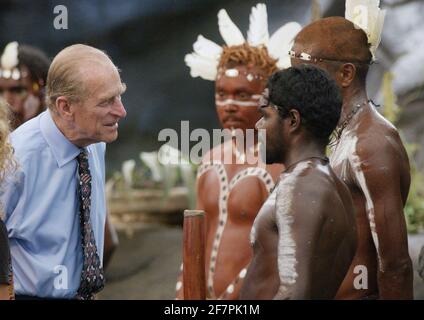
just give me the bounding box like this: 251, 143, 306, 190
18, 44, 50, 85
267, 64, 342, 144
218, 43, 278, 78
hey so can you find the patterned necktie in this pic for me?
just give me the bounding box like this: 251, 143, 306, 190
76, 150, 105, 300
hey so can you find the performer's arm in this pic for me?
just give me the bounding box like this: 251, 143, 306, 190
273, 181, 325, 299
354, 141, 413, 299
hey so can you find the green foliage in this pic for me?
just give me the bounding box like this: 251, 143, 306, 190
382, 72, 424, 233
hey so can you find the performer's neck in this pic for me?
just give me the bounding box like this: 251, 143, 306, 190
230, 129, 259, 150
282, 139, 326, 170
340, 85, 369, 124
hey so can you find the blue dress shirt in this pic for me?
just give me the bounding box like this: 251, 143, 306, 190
1, 110, 106, 298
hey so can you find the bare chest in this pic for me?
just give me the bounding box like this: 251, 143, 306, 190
199, 164, 275, 221
330, 134, 358, 186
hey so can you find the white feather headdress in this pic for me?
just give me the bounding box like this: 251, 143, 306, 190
185, 3, 301, 81
0, 41, 24, 80
1, 41, 19, 70
345, 0, 385, 61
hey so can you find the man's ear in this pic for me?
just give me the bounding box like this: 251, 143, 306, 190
287, 109, 301, 133
55, 96, 75, 120
337, 63, 356, 88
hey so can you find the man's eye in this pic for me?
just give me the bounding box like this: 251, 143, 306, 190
238, 92, 250, 100
216, 91, 225, 98
107, 96, 117, 104
99, 97, 114, 107
10, 87, 27, 95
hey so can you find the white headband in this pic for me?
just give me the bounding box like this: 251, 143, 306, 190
184, 3, 302, 81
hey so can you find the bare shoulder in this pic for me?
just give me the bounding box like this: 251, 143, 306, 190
196, 143, 227, 184
200, 141, 229, 164
276, 163, 337, 216
355, 108, 409, 167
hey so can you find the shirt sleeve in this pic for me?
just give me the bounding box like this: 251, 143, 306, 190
1, 168, 25, 234
0, 220, 11, 285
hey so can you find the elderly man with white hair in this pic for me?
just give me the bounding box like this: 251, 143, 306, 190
1, 44, 127, 300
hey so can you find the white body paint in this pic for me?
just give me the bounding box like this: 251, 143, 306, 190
275, 162, 310, 291
330, 104, 383, 272
195, 158, 274, 299
251, 161, 313, 296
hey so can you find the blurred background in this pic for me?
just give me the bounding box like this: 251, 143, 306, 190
1, 0, 423, 299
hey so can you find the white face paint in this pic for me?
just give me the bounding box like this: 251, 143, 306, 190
215, 99, 259, 107
220, 68, 263, 82
225, 69, 239, 77
215, 94, 262, 108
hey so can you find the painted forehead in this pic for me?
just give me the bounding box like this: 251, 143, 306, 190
216, 66, 266, 82
291, 36, 326, 60
0, 66, 29, 81
215, 78, 262, 108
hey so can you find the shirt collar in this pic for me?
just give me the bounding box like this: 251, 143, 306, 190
40, 110, 82, 168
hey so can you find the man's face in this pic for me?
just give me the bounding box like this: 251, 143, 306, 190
255, 89, 287, 164
215, 65, 265, 132
0, 66, 42, 128
70, 62, 127, 146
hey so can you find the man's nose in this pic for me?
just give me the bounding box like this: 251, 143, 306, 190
223, 101, 239, 112
112, 100, 127, 119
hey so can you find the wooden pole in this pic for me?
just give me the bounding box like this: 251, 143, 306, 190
183, 210, 206, 300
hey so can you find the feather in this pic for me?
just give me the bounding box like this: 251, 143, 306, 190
193, 35, 222, 61
369, 8, 385, 59
1, 41, 19, 69
345, 0, 385, 60
218, 9, 245, 46
268, 22, 302, 69
184, 53, 218, 81
184, 35, 222, 81
247, 3, 269, 47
